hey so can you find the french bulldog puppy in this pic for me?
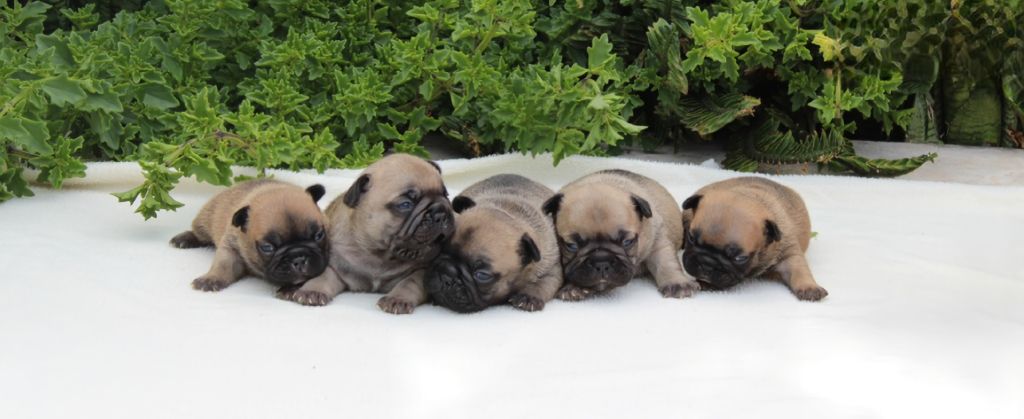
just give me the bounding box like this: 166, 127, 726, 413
681, 176, 827, 301
171, 179, 329, 292
277, 153, 455, 314
543, 169, 699, 300
426, 174, 562, 313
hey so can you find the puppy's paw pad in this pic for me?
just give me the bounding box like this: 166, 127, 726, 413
555, 285, 591, 302
509, 294, 545, 312
378, 296, 415, 315
277, 288, 332, 306
659, 281, 699, 299
192, 277, 231, 292
170, 231, 209, 249
794, 286, 828, 301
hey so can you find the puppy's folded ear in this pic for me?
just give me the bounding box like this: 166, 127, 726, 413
232, 206, 250, 232
764, 219, 781, 244
682, 194, 702, 211
518, 233, 541, 267
427, 160, 442, 174
306, 184, 326, 203
542, 193, 564, 218
343, 174, 371, 208
452, 196, 476, 213
631, 194, 652, 219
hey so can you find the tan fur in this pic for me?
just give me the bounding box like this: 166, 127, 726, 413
552, 169, 698, 300
172, 179, 326, 291
277, 154, 453, 314
439, 174, 561, 311
682, 177, 826, 301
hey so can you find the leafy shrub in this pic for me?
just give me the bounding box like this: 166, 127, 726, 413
1, 0, 1021, 217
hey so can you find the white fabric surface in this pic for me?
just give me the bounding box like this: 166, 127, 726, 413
1, 154, 1022, 419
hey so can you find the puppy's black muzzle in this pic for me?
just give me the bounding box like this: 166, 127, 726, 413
267, 244, 327, 285
565, 247, 634, 292
425, 255, 489, 313
682, 249, 742, 290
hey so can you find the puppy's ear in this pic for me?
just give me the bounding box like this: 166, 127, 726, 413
631, 194, 652, 220
542, 193, 563, 218
452, 196, 475, 213
306, 184, 326, 203
427, 160, 442, 174
231, 206, 250, 232
342, 174, 370, 208
682, 194, 702, 211
764, 219, 782, 244
518, 233, 541, 267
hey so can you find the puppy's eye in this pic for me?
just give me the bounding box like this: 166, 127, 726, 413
564, 241, 578, 252
314, 228, 325, 242
622, 237, 636, 248
734, 255, 749, 264
473, 271, 494, 283
396, 200, 414, 211
258, 243, 275, 254
686, 231, 696, 244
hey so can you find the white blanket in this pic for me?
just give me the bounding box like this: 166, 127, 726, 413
1, 154, 1022, 419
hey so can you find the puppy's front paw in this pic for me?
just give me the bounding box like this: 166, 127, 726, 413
793, 285, 828, 301
276, 287, 333, 306
508, 294, 545, 312
192, 276, 232, 292
378, 296, 416, 315
555, 284, 592, 301
170, 231, 209, 249
659, 280, 700, 299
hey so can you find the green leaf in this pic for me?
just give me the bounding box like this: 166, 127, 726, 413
41, 76, 88, 107
832, 153, 937, 177
140, 84, 180, 110
378, 123, 402, 140
407, 4, 440, 23
645, 19, 688, 94
586, 34, 619, 82
0, 117, 52, 155
340, 139, 385, 168
614, 118, 646, 135
35, 34, 76, 69
588, 34, 614, 71
723, 121, 847, 170
678, 93, 761, 136
732, 32, 759, 47
81, 93, 124, 113
31, 135, 87, 188
0, 168, 34, 200
112, 162, 184, 219
812, 32, 841, 62
86, 112, 122, 150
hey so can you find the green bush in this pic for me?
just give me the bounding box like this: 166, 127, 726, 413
1, 0, 1021, 218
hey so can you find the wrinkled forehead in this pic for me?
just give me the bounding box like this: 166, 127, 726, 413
451, 211, 519, 269
369, 155, 444, 186
692, 194, 761, 250
454, 211, 517, 251
247, 201, 324, 242
558, 190, 638, 236
364, 158, 445, 202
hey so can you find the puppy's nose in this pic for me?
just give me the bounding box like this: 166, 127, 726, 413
429, 208, 449, 224
593, 261, 612, 275
290, 256, 308, 271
